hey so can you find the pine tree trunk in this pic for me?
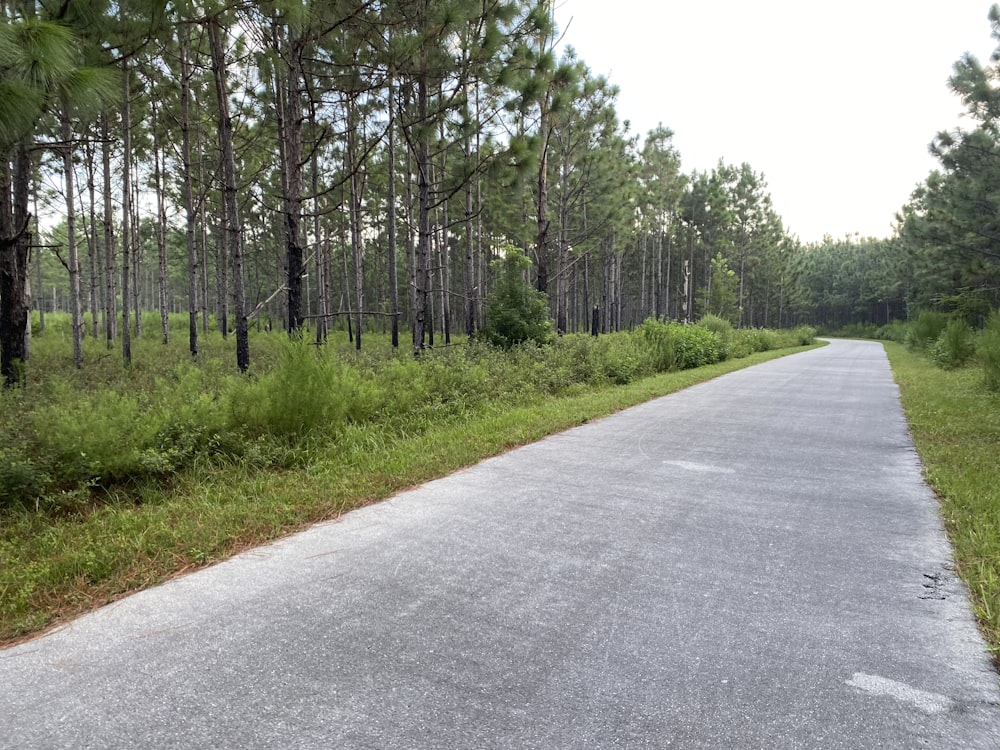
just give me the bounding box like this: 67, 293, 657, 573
60, 109, 84, 368
84, 139, 99, 338
387, 71, 400, 348
347, 97, 364, 351
180, 25, 198, 356
536, 106, 550, 294
101, 113, 117, 347
414, 71, 431, 354
208, 16, 249, 372
152, 101, 169, 345
275, 22, 305, 334
120, 68, 133, 365
0, 145, 32, 386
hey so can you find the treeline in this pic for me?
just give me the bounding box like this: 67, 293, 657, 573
2, 0, 817, 387
797, 8, 1000, 333
5, 2, 1000, 386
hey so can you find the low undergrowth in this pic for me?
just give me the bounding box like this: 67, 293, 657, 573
885, 342, 1000, 661
1, 318, 816, 512
0, 314, 817, 645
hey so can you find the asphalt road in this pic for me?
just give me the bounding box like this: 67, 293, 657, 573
2, 339, 999, 749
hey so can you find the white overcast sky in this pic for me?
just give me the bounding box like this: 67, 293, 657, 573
552, 0, 999, 244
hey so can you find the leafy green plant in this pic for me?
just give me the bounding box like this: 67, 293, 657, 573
875, 320, 909, 343
906, 310, 949, 351
637, 318, 723, 371
478, 252, 554, 349
930, 318, 976, 370
790, 325, 818, 346
229, 340, 380, 442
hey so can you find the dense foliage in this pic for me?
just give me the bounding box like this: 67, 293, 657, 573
0, 314, 814, 512
2, 0, 823, 387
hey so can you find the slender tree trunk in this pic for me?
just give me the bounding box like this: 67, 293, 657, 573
208, 16, 249, 372
414, 72, 431, 354
84, 138, 99, 338
101, 113, 117, 347
275, 22, 305, 333
313, 133, 327, 345
131, 163, 142, 339
387, 70, 400, 348
437, 112, 450, 345
536, 105, 551, 294
33, 179, 45, 334
152, 100, 169, 344
347, 97, 364, 351
60, 109, 84, 368
180, 25, 198, 356
120, 67, 133, 365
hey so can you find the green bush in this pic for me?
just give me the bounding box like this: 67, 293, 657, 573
229, 341, 380, 442
930, 318, 976, 370
674, 324, 725, 368
696, 314, 733, 338
790, 325, 817, 346
0, 445, 51, 507
29, 384, 159, 486
978, 312, 1000, 392
478, 253, 554, 349
875, 320, 909, 343
637, 318, 723, 371
593, 334, 646, 385
637, 318, 679, 372
906, 311, 949, 351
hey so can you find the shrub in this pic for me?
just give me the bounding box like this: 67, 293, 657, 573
229, 341, 380, 442
0, 445, 51, 508
637, 318, 679, 372
930, 318, 976, 370
478, 252, 554, 349
592, 334, 646, 385
673, 324, 725, 368
875, 320, 909, 343
696, 314, 733, 339
906, 310, 949, 351
978, 312, 1000, 392
637, 319, 725, 372
790, 325, 817, 346
29, 384, 160, 487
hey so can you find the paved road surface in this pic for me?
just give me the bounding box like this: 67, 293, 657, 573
2, 339, 998, 748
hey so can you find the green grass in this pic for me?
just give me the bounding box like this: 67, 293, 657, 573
884, 342, 1000, 662
0, 340, 819, 646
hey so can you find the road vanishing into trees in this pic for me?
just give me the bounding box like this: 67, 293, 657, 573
2, 339, 999, 748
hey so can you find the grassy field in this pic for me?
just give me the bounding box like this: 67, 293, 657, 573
0, 325, 818, 646
884, 342, 1000, 662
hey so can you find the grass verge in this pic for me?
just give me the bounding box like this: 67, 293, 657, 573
0, 343, 818, 647
884, 342, 1000, 661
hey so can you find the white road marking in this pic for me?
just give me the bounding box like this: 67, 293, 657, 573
663, 460, 735, 474
847, 672, 953, 714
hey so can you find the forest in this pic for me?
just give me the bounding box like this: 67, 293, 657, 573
0, 0, 991, 386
